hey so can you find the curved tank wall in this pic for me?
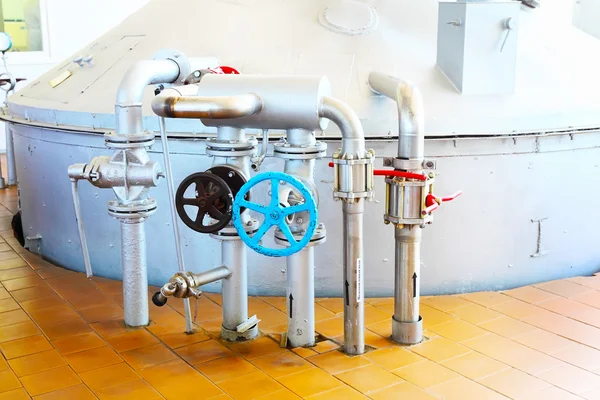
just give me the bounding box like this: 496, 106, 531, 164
5, 0, 600, 296
11, 122, 600, 296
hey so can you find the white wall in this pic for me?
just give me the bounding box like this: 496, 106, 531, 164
573, 0, 600, 39
0, 0, 150, 151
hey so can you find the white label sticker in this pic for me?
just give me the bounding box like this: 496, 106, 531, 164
356, 258, 362, 303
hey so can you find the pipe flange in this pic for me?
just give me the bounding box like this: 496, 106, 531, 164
384, 214, 432, 226
273, 141, 327, 160
384, 157, 435, 171
210, 218, 259, 240
221, 323, 259, 342
273, 224, 326, 247
206, 136, 258, 150
391, 316, 423, 345
206, 148, 256, 157
107, 199, 158, 219
153, 49, 191, 86
334, 191, 375, 200
104, 132, 155, 149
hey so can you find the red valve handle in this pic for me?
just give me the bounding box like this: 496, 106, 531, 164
422, 191, 462, 215
327, 162, 427, 181
209, 66, 240, 75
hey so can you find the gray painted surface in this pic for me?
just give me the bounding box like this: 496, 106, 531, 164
13, 123, 600, 296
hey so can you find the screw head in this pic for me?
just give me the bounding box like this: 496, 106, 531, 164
228, 171, 234, 178
296, 217, 303, 224
426, 161, 434, 168
383, 158, 392, 166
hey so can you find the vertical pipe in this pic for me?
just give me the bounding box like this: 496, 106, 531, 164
70, 180, 92, 277
393, 226, 421, 328
121, 219, 149, 327
286, 246, 315, 347
6, 124, 16, 185
221, 239, 248, 331
343, 200, 365, 355
158, 117, 193, 333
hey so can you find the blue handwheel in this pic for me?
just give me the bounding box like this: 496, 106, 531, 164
232, 172, 318, 257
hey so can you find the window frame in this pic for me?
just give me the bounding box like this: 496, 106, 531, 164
2, 0, 51, 65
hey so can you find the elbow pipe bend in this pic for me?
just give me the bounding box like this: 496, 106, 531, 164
151, 93, 264, 120
368, 72, 425, 161
318, 96, 366, 158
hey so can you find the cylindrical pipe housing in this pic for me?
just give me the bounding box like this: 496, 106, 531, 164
121, 218, 149, 327
221, 240, 249, 332
151, 93, 263, 119
195, 75, 331, 130
287, 247, 315, 348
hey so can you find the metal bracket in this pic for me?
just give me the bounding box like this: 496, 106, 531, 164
530, 217, 548, 258
383, 157, 436, 171
25, 235, 42, 255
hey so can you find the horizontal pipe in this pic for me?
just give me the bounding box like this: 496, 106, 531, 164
191, 266, 232, 287
151, 93, 263, 119
319, 96, 365, 157
368, 72, 424, 161
327, 162, 427, 181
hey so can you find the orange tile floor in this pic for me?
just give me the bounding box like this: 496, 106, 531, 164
1, 185, 600, 399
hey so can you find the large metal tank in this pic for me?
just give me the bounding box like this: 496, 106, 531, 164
3, 0, 600, 296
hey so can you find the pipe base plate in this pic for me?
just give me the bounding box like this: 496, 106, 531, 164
391, 315, 423, 345
221, 323, 259, 342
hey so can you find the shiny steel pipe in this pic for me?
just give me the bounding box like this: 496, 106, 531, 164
343, 200, 365, 355
221, 240, 248, 332
115, 59, 180, 135
158, 117, 193, 333
121, 219, 149, 327
70, 180, 92, 277
190, 265, 232, 287
6, 124, 16, 185
368, 72, 424, 161
287, 247, 315, 347
392, 226, 422, 343
151, 93, 263, 120
319, 96, 366, 158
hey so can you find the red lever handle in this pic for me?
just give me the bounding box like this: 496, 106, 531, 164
422, 191, 462, 215
327, 162, 427, 181
209, 66, 240, 74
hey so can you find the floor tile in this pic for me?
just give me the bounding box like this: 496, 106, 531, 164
363, 346, 423, 371
0, 298, 19, 313
0, 288, 9, 300
335, 364, 403, 394
428, 319, 488, 342
312, 340, 340, 354
90, 319, 132, 338
428, 376, 508, 400
536, 364, 600, 394
291, 347, 317, 358
176, 339, 233, 364
64, 346, 122, 373
535, 280, 592, 298
0, 369, 21, 392
422, 295, 473, 311
410, 337, 470, 362
490, 299, 546, 320
10, 285, 55, 302
503, 286, 558, 304
0, 321, 39, 343
316, 298, 344, 314
105, 329, 158, 353
369, 381, 439, 400
441, 351, 509, 380
315, 316, 344, 338
20, 366, 81, 396
0, 266, 36, 281
449, 303, 502, 325
95, 379, 162, 400
478, 316, 537, 338
512, 329, 572, 354
0, 335, 51, 359
519, 386, 583, 400
580, 385, 600, 400
219, 370, 284, 399
571, 290, 600, 309
52, 332, 105, 355
420, 305, 456, 328
393, 359, 459, 388
120, 343, 178, 370
308, 350, 372, 374
19, 295, 65, 313
29, 305, 80, 327
227, 336, 284, 361
195, 355, 256, 382
305, 385, 367, 399
0, 309, 29, 327
277, 367, 342, 398
9, 349, 66, 377
78, 304, 123, 324
0, 388, 30, 400
33, 384, 97, 400
251, 351, 313, 379
41, 318, 92, 340
79, 362, 140, 393
478, 368, 551, 399
550, 343, 600, 371
155, 326, 211, 349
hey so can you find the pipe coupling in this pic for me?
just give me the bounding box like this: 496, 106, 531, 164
331, 149, 375, 200
68, 156, 162, 190
384, 174, 435, 227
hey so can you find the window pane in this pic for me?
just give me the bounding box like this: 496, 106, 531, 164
0, 0, 42, 52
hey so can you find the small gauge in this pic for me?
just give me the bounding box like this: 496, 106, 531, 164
0, 33, 12, 53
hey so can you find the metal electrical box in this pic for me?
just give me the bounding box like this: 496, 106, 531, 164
436, 0, 521, 95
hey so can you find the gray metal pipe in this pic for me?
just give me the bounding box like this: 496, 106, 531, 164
70, 180, 92, 277
221, 240, 248, 332
6, 123, 16, 185
121, 218, 149, 327
368, 72, 425, 161
115, 59, 180, 135
319, 96, 366, 158
343, 200, 365, 355
151, 93, 263, 120
287, 246, 315, 348
191, 265, 232, 287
